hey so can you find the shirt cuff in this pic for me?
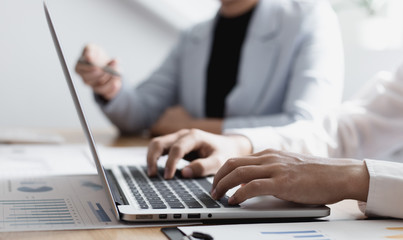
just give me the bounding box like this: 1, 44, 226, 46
364, 159, 403, 219
98, 81, 130, 114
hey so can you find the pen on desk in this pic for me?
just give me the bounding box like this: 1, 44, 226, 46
183, 231, 214, 240
78, 56, 120, 77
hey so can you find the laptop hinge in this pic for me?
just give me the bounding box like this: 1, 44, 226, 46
105, 169, 129, 206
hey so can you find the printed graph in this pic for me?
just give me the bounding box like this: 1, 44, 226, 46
16, 180, 53, 193
0, 198, 82, 229
386, 227, 403, 239
261, 230, 331, 240
87, 201, 111, 222
0, 175, 122, 232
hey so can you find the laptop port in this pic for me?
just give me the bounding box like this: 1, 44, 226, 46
159, 214, 167, 219
173, 214, 181, 219
187, 214, 201, 219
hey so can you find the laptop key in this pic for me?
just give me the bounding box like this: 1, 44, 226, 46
195, 178, 240, 208
184, 201, 203, 208
126, 166, 230, 210
151, 204, 167, 209
195, 193, 220, 208
139, 203, 149, 209
169, 203, 185, 209
120, 166, 150, 208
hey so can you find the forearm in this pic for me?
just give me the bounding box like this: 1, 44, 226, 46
189, 119, 223, 134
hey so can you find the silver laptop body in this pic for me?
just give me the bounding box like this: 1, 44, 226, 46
44, 2, 330, 222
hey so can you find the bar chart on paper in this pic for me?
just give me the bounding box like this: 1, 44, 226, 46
0, 198, 82, 229
0, 197, 114, 230
179, 220, 403, 240
0, 175, 123, 232
386, 227, 403, 239
260, 230, 330, 240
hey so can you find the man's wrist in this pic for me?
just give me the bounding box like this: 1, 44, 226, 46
343, 160, 370, 202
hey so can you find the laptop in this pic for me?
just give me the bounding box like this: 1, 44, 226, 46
43, 2, 330, 222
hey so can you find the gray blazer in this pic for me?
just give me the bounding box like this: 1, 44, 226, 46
99, 0, 344, 134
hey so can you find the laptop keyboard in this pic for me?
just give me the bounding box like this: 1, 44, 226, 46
119, 166, 237, 210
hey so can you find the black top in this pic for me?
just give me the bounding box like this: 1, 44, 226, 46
204, 7, 256, 118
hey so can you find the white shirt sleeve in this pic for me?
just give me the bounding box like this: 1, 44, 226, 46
224, 118, 337, 156
225, 62, 403, 160
333, 63, 403, 159
363, 159, 403, 219
227, 63, 403, 219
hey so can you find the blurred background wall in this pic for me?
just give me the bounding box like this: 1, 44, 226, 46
1, 0, 402, 130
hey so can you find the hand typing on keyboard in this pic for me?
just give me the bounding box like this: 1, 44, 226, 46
146, 129, 252, 179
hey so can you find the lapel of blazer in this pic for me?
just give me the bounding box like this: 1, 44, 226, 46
248, 0, 280, 41
183, 18, 215, 117
184, 0, 282, 117
227, 0, 283, 115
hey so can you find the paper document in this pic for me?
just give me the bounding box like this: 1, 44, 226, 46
0, 145, 192, 231
0, 144, 176, 179
0, 145, 97, 178
0, 129, 64, 144
0, 174, 123, 231
0, 174, 189, 232
179, 219, 403, 240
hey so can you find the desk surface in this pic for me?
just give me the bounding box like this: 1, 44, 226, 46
0, 128, 366, 240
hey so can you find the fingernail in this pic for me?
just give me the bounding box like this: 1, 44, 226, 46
228, 196, 235, 205
164, 168, 170, 179
211, 189, 216, 199
182, 167, 193, 178
147, 168, 152, 176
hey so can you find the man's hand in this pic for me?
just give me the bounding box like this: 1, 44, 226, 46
147, 129, 252, 179
212, 149, 370, 205
75, 44, 122, 100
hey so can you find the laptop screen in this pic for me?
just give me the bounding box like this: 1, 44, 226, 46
43, 2, 120, 219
